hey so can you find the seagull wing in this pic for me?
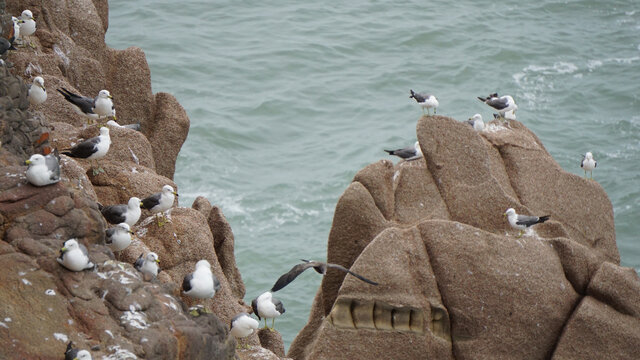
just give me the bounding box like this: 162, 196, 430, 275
385, 145, 417, 159
62, 136, 100, 159
270, 262, 315, 292
182, 273, 194, 292
105, 227, 117, 243
485, 97, 510, 110
45, 152, 61, 182
410, 89, 427, 103
251, 297, 260, 320
272, 297, 285, 314
57, 88, 96, 115
515, 214, 549, 227
101, 204, 127, 224
326, 263, 379, 286
133, 253, 144, 271
141, 192, 162, 210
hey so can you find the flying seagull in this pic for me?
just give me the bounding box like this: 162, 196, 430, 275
105, 223, 134, 252
503, 208, 550, 238
467, 114, 485, 131
384, 141, 423, 161
134, 252, 160, 281
61, 126, 111, 175
478, 94, 517, 120
28, 76, 47, 106
251, 291, 285, 330
25, 151, 60, 187
410, 89, 439, 115
142, 185, 178, 226
581, 152, 597, 180
182, 259, 221, 299
99, 197, 142, 227
57, 88, 115, 124
64, 341, 92, 360
230, 312, 260, 341
271, 259, 378, 292
57, 239, 95, 272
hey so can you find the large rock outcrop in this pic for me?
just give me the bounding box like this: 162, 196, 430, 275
289, 116, 639, 360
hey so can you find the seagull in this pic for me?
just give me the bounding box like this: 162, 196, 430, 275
384, 141, 423, 161
57, 88, 115, 124
105, 223, 133, 252
64, 341, 92, 360
134, 252, 160, 281
271, 259, 378, 292
0, 37, 17, 56
99, 197, 143, 227
106, 120, 141, 131
478, 94, 518, 120
410, 89, 439, 115
18, 10, 36, 47
467, 114, 485, 131
25, 152, 60, 187
28, 76, 47, 106
57, 239, 95, 272
61, 127, 111, 175
581, 152, 597, 179
11, 17, 22, 42
182, 260, 221, 299
141, 185, 178, 226
503, 208, 550, 238
251, 292, 285, 330
230, 312, 260, 342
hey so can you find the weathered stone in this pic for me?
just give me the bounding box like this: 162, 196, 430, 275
208, 205, 245, 299
258, 328, 286, 358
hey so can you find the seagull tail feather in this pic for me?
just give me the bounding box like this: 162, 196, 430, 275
477, 96, 487, 102
383, 150, 395, 155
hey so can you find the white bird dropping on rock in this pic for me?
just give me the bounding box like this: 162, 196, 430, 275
28, 76, 47, 105
134, 252, 160, 281
57, 239, 94, 272
503, 208, 550, 238
581, 152, 597, 179
410, 89, 439, 115
182, 260, 221, 299
251, 291, 285, 330
105, 223, 133, 252
230, 312, 259, 338
25, 152, 60, 186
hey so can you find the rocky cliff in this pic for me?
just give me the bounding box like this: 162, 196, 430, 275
288, 116, 640, 359
0, 1, 287, 359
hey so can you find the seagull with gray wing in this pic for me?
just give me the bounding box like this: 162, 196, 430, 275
105, 223, 133, 252
142, 185, 178, 226
99, 197, 142, 227
182, 260, 220, 299
57, 239, 94, 272
504, 208, 550, 238
478, 93, 517, 120
410, 89, 439, 115
271, 259, 378, 293
384, 141, 422, 161
25, 151, 60, 187
57, 88, 115, 124
581, 152, 597, 179
134, 252, 160, 281
62, 126, 111, 175
251, 291, 285, 330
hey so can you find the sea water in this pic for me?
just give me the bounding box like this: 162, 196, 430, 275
106, 0, 640, 349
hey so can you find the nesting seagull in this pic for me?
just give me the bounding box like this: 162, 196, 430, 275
28, 76, 47, 106
64, 341, 92, 360
134, 252, 160, 281
581, 152, 597, 180
105, 223, 133, 252
503, 208, 550, 238
99, 197, 143, 227
57, 239, 95, 272
18, 10, 36, 47
467, 114, 485, 131
25, 152, 60, 187
62, 126, 111, 175
106, 120, 141, 131
57, 88, 115, 124
478, 94, 518, 120
251, 291, 285, 329
230, 312, 260, 341
384, 141, 423, 161
410, 89, 439, 115
182, 260, 221, 299
142, 185, 178, 226
271, 259, 378, 292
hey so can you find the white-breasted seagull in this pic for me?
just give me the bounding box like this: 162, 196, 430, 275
467, 114, 485, 131
182, 259, 221, 299
62, 126, 111, 175
230, 312, 260, 340
134, 252, 160, 281
504, 208, 550, 238
478, 94, 518, 120
410, 89, 439, 115
25, 151, 60, 187
141, 185, 178, 226
251, 291, 285, 329
57, 239, 94, 272
57, 88, 115, 124
28, 76, 47, 105
581, 152, 597, 179
99, 197, 142, 227
105, 223, 133, 252
384, 141, 423, 161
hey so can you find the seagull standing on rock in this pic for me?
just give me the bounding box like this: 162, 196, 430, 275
99, 197, 143, 227
251, 291, 285, 330
478, 94, 518, 120
28, 76, 47, 106
134, 252, 160, 281
467, 114, 485, 131
384, 141, 423, 161
409, 89, 439, 115
503, 208, 550, 238
105, 223, 134, 252
25, 152, 60, 186
57, 88, 115, 124
57, 239, 95, 272
581, 152, 597, 179
230, 312, 260, 341
142, 185, 178, 226
182, 260, 221, 300
18, 10, 36, 46
61, 126, 111, 175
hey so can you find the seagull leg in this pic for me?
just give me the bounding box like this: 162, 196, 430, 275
263, 319, 268, 329
271, 318, 276, 331
516, 230, 524, 238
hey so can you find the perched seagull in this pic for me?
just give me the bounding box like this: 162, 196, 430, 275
99, 197, 143, 227
230, 312, 260, 341
64, 341, 92, 360
57, 239, 95, 272
478, 94, 518, 119
182, 260, 221, 299
18, 10, 36, 46
57, 88, 115, 124
25, 152, 60, 186
134, 252, 160, 281
106, 120, 141, 131
384, 141, 423, 161
271, 259, 378, 292
251, 291, 285, 329
503, 208, 550, 238
28, 76, 47, 106
141, 185, 178, 226
105, 223, 133, 252
11, 17, 22, 42
410, 89, 439, 115
581, 152, 597, 179
0, 37, 17, 56
61, 126, 111, 175
467, 114, 485, 131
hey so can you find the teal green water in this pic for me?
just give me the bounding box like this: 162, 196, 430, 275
106, 0, 640, 349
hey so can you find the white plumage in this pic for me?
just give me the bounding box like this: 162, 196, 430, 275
230, 313, 259, 338
28, 76, 47, 106
25, 153, 60, 186
18, 10, 36, 38
57, 239, 94, 272
182, 260, 220, 299
134, 252, 160, 281
105, 223, 133, 252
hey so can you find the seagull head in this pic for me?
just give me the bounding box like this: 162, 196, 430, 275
98, 90, 113, 99
147, 252, 160, 263
128, 197, 142, 209
469, 113, 482, 122
195, 259, 211, 270
33, 76, 45, 89
62, 239, 79, 252
99, 126, 110, 137
75, 350, 92, 360
585, 152, 593, 159
25, 154, 45, 166
21, 10, 34, 19
162, 184, 178, 197
504, 208, 516, 218
117, 223, 132, 233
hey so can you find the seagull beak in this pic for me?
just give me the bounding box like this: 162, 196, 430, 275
503, 213, 507, 217
25, 160, 31, 165
155, 259, 160, 263
173, 191, 178, 197
108, 95, 113, 99
129, 230, 135, 235
61, 247, 68, 252
140, 203, 144, 208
